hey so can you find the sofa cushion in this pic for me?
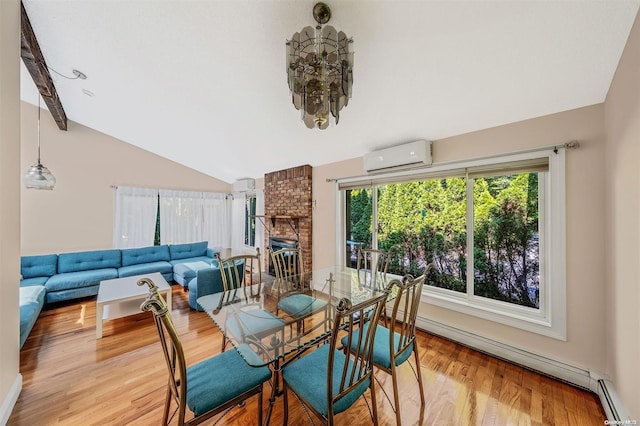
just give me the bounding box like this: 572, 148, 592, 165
20, 277, 49, 287
169, 241, 208, 261
21, 254, 58, 279
121, 245, 170, 267
173, 260, 217, 286
58, 249, 121, 273
46, 286, 100, 304
19, 285, 46, 349
45, 268, 118, 292
118, 261, 173, 278
171, 256, 215, 267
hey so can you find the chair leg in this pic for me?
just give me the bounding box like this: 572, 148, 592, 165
413, 347, 425, 408
391, 364, 402, 426
162, 381, 172, 425
282, 381, 289, 425
257, 385, 263, 426
370, 376, 379, 426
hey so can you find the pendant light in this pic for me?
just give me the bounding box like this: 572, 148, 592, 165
23, 97, 56, 190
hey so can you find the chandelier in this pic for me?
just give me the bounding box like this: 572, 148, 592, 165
286, 2, 353, 129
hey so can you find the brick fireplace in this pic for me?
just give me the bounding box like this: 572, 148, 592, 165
264, 164, 312, 273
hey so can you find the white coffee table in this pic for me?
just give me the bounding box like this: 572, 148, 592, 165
96, 272, 172, 339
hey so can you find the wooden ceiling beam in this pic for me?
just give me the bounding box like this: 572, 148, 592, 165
20, 2, 67, 131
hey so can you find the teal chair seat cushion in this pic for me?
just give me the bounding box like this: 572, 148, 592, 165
277, 294, 327, 317
341, 323, 413, 369
186, 345, 271, 416
282, 345, 371, 417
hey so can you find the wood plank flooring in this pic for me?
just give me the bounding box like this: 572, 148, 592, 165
10, 284, 606, 425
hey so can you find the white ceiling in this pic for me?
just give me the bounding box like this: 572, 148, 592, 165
20, 0, 640, 183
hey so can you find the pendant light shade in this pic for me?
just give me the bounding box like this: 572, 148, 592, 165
23, 162, 56, 190
23, 98, 56, 190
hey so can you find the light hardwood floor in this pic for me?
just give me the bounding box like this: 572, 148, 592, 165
10, 284, 605, 425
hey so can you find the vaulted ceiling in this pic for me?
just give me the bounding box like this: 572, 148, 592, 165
20, 0, 640, 183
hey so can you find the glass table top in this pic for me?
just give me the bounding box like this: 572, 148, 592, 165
197, 266, 399, 366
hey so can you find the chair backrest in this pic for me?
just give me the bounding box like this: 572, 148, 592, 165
138, 277, 189, 425
271, 247, 303, 282
387, 264, 434, 361
215, 248, 262, 291
356, 248, 392, 287
327, 292, 388, 415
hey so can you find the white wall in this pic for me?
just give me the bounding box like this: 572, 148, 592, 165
20, 101, 232, 255
6, 7, 639, 420
604, 10, 640, 420
0, 0, 23, 423
313, 103, 608, 379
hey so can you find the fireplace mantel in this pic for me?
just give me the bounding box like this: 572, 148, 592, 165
253, 215, 304, 241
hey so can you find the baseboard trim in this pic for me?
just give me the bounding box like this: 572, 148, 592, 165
593, 376, 629, 422
416, 316, 628, 422
0, 373, 22, 426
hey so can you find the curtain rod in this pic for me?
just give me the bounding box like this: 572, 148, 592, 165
110, 185, 233, 196
326, 140, 580, 183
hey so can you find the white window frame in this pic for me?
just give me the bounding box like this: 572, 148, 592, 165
244, 193, 257, 248
336, 148, 566, 340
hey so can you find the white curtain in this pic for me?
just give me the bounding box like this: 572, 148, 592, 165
113, 186, 159, 248
230, 193, 246, 254
159, 189, 204, 245
203, 192, 231, 252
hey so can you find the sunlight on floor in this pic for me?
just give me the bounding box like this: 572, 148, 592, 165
76, 304, 86, 326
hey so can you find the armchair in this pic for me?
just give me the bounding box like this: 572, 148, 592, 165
187, 267, 224, 311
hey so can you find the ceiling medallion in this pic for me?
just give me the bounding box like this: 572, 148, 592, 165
286, 2, 354, 129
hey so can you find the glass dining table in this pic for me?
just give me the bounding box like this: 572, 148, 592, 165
196, 265, 399, 425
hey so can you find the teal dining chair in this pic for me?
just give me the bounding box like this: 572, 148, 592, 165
356, 247, 396, 326
138, 277, 272, 426
271, 247, 328, 332
216, 248, 285, 352
281, 291, 389, 425
356, 248, 392, 287
341, 266, 434, 426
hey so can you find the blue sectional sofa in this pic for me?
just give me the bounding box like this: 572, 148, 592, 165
170, 243, 220, 288
19, 254, 57, 349
46, 249, 121, 303
19, 284, 46, 349
19, 241, 219, 348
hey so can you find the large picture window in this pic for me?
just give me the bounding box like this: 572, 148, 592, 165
340, 149, 565, 339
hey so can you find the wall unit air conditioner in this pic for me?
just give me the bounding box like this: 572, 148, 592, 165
232, 178, 255, 192
363, 140, 432, 172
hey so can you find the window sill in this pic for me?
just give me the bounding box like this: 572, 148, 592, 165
421, 288, 566, 341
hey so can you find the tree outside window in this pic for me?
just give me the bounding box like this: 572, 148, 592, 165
245, 195, 257, 247
346, 172, 541, 309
